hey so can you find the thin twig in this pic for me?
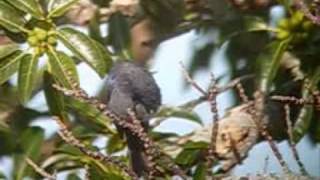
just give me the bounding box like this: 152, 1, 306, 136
179, 62, 207, 96
271, 95, 313, 106
284, 104, 309, 175
218, 74, 254, 93
206, 74, 220, 173
179, 74, 254, 109
179, 66, 220, 175
25, 157, 56, 180
179, 67, 256, 174
236, 83, 249, 103
127, 109, 187, 178
284, 104, 294, 144
53, 116, 138, 180
126, 109, 159, 178
250, 91, 290, 173
312, 90, 320, 111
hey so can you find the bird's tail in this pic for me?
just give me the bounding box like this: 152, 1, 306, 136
126, 132, 147, 177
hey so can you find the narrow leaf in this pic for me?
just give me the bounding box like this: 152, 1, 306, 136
88, 162, 128, 180
293, 67, 320, 142
258, 39, 290, 93
43, 71, 67, 119
151, 131, 179, 141
107, 134, 125, 154
0, 43, 20, 59
66, 97, 116, 134
0, 1, 26, 33
194, 163, 207, 180
47, 48, 78, 89
244, 17, 274, 33
41, 153, 82, 170
0, 51, 25, 85
13, 127, 44, 180
108, 13, 130, 55
57, 27, 110, 76
312, 115, 320, 142
156, 106, 203, 125
175, 149, 200, 166
47, 0, 80, 18
220, 17, 274, 45
183, 141, 208, 150
94, 37, 113, 73
6, 0, 44, 19
18, 54, 39, 103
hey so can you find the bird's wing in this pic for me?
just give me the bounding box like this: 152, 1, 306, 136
105, 62, 161, 121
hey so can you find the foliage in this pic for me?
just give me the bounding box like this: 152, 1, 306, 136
0, 0, 319, 179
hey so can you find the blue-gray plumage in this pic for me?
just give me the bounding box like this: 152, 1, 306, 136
105, 61, 161, 176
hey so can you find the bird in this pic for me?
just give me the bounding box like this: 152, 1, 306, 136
104, 60, 161, 176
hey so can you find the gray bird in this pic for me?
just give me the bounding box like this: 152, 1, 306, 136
105, 61, 161, 176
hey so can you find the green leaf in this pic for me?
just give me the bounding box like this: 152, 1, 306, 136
6, 0, 44, 20
151, 131, 179, 141
0, 170, 6, 179
108, 13, 130, 55
156, 106, 203, 125
13, 127, 44, 180
94, 39, 113, 73
18, 54, 39, 103
47, 48, 78, 89
0, 43, 20, 59
0, 123, 16, 156
175, 142, 208, 167
0, 51, 25, 85
47, 0, 80, 18
193, 163, 207, 180
66, 97, 116, 134
293, 104, 313, 143
107, 134, 125, 154
244, 17, 274, 32
219, 17, 274, 45
0, 1, 26, 33
88, 164, 128, 180
175, 149, 200, 166
43, 71, 68, 119
41, 153, 82, 171
54, 145, 127, 179
183, 141, 208, 150
57, 27, 111, 76
293, 67, 320, 142
258, 39, 291, 93
312, 115, 320, 142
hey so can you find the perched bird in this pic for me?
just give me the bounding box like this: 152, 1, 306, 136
104, 60, 161, 176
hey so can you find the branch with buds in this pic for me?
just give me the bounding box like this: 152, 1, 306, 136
52, 81, 186, 179
53, 116, 138, 179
